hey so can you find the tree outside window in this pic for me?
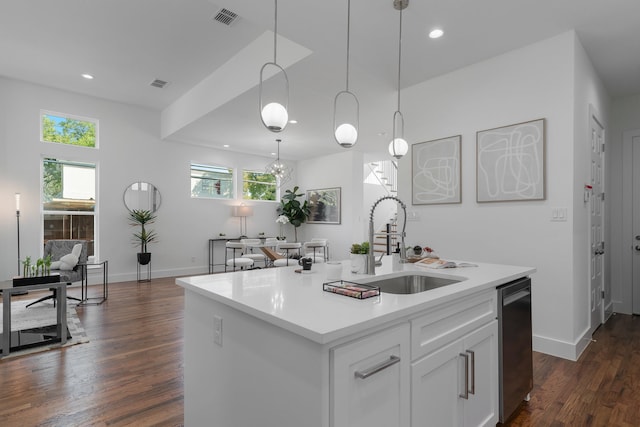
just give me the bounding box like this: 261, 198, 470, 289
41, 112, 97, 148
243, 170, 277, 201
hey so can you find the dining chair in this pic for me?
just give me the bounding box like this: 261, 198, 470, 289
225, 242, 254, 272
240, 238, 267, 268
304, 238, 328, 263
273, 242, 302, 267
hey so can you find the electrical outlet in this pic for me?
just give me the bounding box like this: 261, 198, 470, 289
213, 315, 223, 346
191, 256, 196, 263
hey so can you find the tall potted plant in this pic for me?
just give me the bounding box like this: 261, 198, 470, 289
129, 209, 157, 265
278, 186, 310, 242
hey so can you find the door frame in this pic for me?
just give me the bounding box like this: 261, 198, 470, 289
623, 128, 640, 314
588, 106, 606, 329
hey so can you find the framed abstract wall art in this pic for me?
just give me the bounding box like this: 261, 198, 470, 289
306, 187, 341, 224
476, 118, 545, 202
412, 135, 461, 205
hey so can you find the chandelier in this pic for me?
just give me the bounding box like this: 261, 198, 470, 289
265, 139, 292, 187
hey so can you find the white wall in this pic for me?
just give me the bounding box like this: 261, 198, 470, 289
571, 36, 611, 343
0, 77, 293, 283
609, 94, 640, 313
296, 150, 364, 260
393, 31, 608, 360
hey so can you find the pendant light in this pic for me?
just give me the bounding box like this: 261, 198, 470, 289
388, 0, 409, 160
265, 138, 292, 187
259, 0, 289, 132
333, 0, 359, 148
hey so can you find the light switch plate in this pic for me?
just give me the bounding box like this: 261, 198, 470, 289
551, 207, 568, 222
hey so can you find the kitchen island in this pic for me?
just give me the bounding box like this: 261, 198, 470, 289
176, 258, 535, 427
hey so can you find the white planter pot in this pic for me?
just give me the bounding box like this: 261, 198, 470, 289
350, 254, 369, 274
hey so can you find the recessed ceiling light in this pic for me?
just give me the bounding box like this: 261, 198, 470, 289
81, 73, 94, 80
288, 119, 298, 124
429, 28, 444, 39
271, 152, 276, 156
223, 144, 230, 148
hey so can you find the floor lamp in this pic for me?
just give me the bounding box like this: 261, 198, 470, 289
15, 193, 21, 275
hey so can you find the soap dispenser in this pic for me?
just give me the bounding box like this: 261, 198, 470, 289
392, 243, 401, 270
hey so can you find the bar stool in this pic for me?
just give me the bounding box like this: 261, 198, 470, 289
225, 242, 254, 272
304, 238, 327, 263
273, 242, 302, 267
241, 238, 267, 268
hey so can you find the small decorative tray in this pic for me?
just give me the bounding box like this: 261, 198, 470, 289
322, 280, 380, 300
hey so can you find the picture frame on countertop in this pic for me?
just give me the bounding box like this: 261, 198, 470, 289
476, 118, 546, 203
412, 135, 462, 205
306, 187, 341, 224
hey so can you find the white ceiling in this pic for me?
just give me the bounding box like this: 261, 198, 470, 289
2, 0, 639, 161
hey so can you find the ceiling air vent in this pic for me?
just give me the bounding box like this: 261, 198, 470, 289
213, 8, 238, 26
150, 79, 168, 89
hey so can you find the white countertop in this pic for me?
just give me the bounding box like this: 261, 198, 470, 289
176, 257, 535, 345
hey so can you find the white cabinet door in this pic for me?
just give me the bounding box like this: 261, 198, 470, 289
462, 320, 498, 427
332, 323, 410, 427
411, 337, 464, 426
411, 320, 498, 427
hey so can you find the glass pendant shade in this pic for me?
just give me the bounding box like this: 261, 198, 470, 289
333, 0, 359, 148
389, 0, 409, 160
333, 90, 359, 148
388, 137, 408, 159
261, 101, 289, 132
335, 123, 358, 147
259, 0, 289, 133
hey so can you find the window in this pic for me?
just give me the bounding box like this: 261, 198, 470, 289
41, 111, 98, 148
191, 163, 233, 199
43, 158, 96, 256
243, 170, 277, 201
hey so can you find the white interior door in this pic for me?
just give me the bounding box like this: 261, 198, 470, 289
632, 136, 640, 313
589, 113, 605, 333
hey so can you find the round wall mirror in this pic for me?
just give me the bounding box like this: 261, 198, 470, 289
123, 182, 161, 212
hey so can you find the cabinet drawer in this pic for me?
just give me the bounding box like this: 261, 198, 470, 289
411, 290, 496, 360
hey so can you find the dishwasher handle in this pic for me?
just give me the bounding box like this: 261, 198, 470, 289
503, 288, 530, 306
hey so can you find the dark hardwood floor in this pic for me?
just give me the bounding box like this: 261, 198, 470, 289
1, 278, 639, 426
0, 277, 185, 427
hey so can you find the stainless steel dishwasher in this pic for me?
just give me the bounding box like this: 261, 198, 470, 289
497, 277, 533, 423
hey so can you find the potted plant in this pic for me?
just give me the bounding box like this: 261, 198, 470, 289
129, 209, 157, 265
277, 186, 310, 242
350, 241, 370, 274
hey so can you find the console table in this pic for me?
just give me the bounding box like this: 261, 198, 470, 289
1, 278, 67, 357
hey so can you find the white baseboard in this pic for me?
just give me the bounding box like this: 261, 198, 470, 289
533, 328, 592, 362
107, 266, 210, 284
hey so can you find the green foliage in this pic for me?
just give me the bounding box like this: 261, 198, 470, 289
43, 158, 63, 202
21, 254, 52, 277
129, 209, 158, 253
350, 241, 370, 254
42, 115, 96, 147
243, 171, 276, 201
278, 186, 310, 242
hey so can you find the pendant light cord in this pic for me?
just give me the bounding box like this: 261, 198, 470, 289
397, 5, 403, 112
345, 0, 351, 92
273, 0, 278, 64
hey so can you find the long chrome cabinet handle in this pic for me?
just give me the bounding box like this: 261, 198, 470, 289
354, 355, 401, 379
467, 350, 475, 395
459, 352, 469, 399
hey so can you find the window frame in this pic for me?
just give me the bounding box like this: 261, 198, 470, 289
41, 157, 98, 258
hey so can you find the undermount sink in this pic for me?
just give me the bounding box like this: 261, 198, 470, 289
362, 274, 461, 294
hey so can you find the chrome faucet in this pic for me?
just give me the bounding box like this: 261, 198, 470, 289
368, 196, 407, 274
